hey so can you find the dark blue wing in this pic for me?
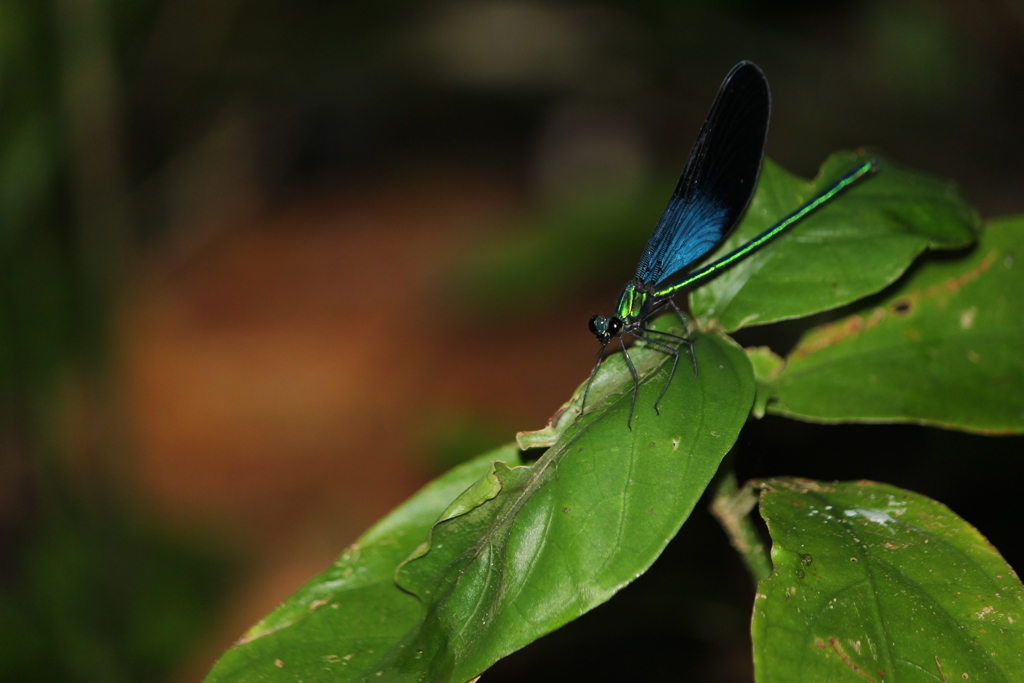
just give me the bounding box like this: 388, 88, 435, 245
634, 62, 770, 288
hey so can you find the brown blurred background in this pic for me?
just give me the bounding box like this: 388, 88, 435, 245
2, 1, 1023, 681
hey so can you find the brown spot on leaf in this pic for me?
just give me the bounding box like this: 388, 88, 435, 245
865, 307, 886, 328
943, 251, 997, 293
792, 251, 999, 360
794, 315, 865, 358
812, 637, 878, 681
891, 297, 914, 316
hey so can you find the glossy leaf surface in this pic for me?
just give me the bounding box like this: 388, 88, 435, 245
768, 216, 1024, 434
690, 151, 979, 331
205, 323, 754, 682
389, 328, 754, 682
753, 478, 1024, 682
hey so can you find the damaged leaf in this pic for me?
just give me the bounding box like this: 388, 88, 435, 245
753, 478, 1024, 682
768, 216, 1024, 433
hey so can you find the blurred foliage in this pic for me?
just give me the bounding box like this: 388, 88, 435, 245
448, 182, 673, 315
0, 491, 231, 683
1, 2, 232, 681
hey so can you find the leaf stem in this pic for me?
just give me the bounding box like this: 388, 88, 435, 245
710, 470, 772, 584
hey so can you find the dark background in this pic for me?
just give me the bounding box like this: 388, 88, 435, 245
1, 1, 1023, 681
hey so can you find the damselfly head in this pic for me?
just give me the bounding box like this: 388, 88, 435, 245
589, 315, 622, 344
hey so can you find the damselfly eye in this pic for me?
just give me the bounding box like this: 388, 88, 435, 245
608, 318, 623, 335
588, 315, 601, 336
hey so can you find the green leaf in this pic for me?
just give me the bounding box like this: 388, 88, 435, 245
690, 151, 980, 331
386, 325, 755, 682
753, 478, 1024, 682
202, 444, 523, 683
768, 215, 1024, 434
204, 321, 755, 683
